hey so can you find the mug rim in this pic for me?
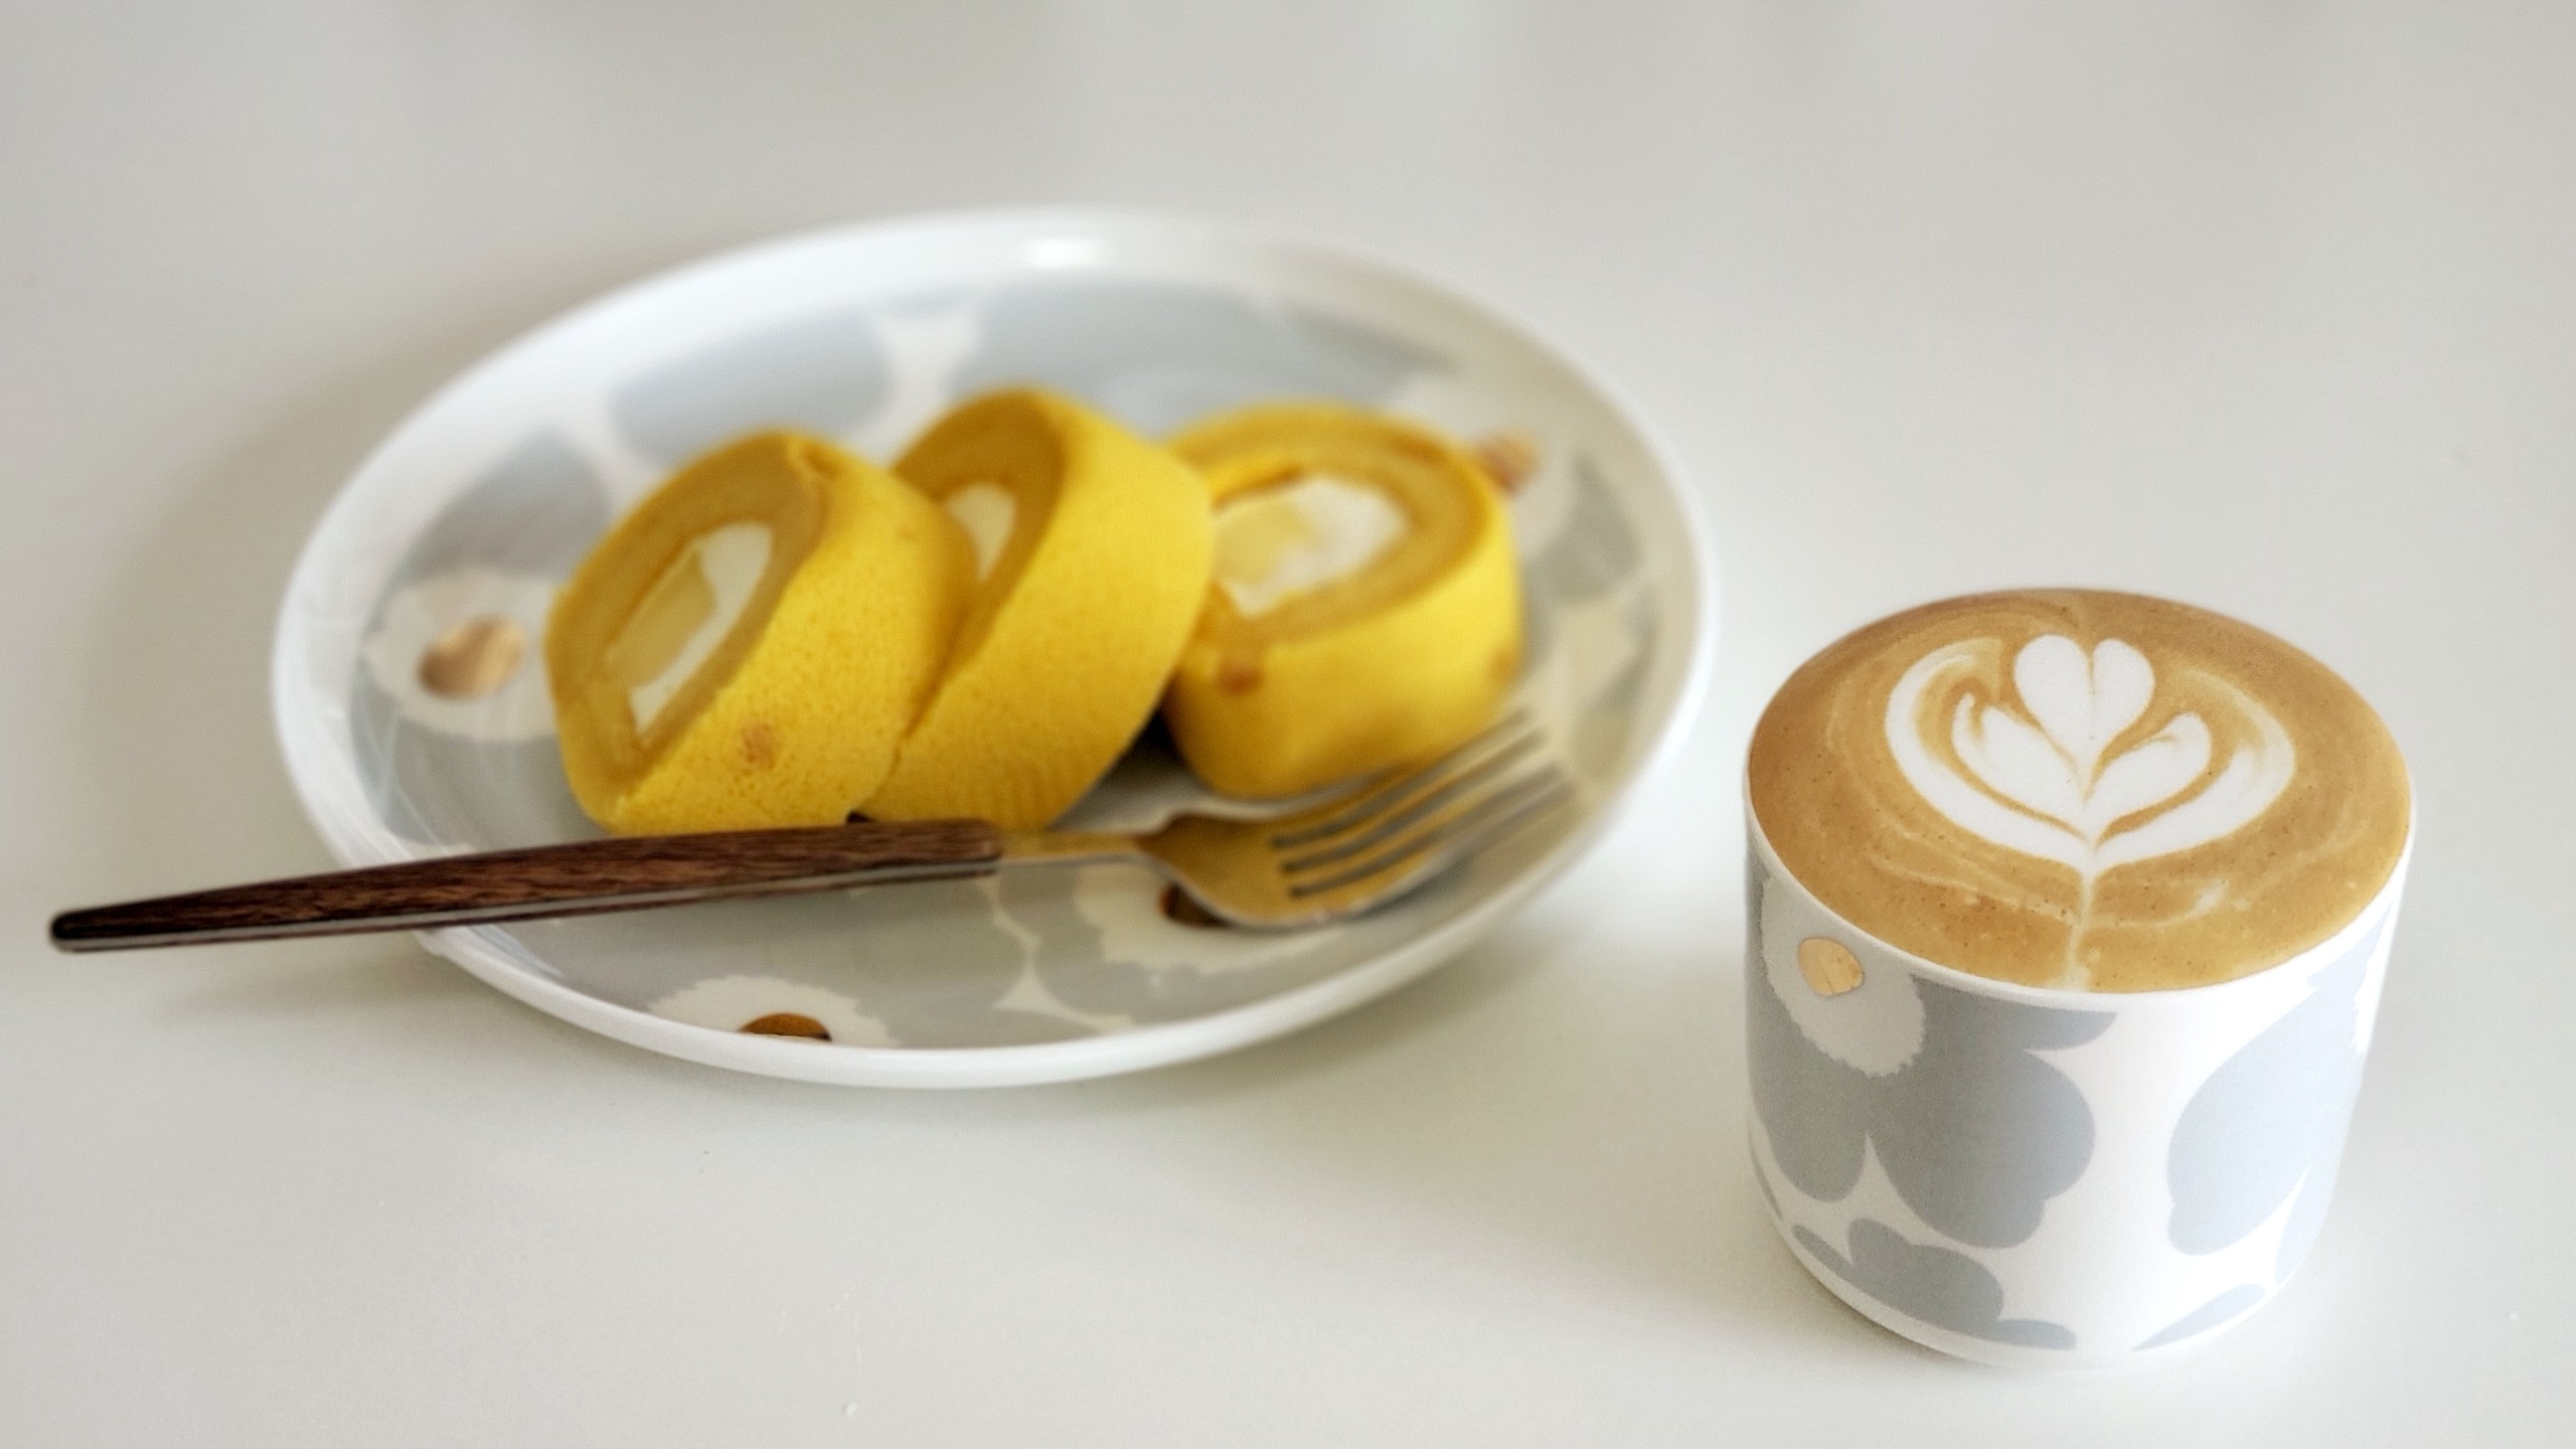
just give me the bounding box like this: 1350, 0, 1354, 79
1742, 782, 2414, 1007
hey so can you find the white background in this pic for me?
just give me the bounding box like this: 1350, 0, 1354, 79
3, 3, 2568, 1443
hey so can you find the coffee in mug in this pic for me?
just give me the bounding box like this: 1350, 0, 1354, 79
1743, 589, 2410, 1366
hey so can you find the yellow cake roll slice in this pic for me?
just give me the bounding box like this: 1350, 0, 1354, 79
862, 390, 1215, 830
547, 431, 974, 834
1163, 402, 1523, 799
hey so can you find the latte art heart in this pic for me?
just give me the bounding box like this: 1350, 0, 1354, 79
1747, 590, 2410, 991
1886, 634, 2295, 880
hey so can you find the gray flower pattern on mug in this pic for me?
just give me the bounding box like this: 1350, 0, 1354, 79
1749, 862, 2113, 1249
2167, 916, 2386, 1276
1796, 1219, 2076, 1350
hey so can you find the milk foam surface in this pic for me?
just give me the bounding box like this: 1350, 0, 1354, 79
1748, 590, 2409, 990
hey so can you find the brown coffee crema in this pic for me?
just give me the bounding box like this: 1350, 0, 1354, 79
1748, 590, 2409, 991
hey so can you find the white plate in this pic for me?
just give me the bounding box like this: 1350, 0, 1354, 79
270, 210, 1716, 1087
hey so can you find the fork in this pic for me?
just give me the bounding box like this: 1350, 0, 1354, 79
50, 712, 1574, 952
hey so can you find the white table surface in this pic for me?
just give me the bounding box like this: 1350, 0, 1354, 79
5, 4, 2570, 1443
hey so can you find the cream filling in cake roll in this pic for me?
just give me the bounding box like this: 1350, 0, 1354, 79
613, 522, 774, 733
1211, 473, 1407, 618
942, 482, 1017, 583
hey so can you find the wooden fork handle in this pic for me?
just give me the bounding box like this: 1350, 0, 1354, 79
49, 819, 1004, 952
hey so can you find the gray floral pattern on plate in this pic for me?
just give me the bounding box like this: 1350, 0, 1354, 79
952, 278, 1444, 434
612, 310, 892, 466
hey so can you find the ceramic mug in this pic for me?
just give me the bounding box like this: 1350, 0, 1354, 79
1744, 815, 2410, 1368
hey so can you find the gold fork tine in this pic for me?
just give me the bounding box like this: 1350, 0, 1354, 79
1277, 728, 1545, 873
1266, 709, 1539, 849
1281, 765, 1573, 900
1116, 713, 1574, 929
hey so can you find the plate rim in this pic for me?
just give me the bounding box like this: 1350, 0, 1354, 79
268, 205, 1721, 1087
